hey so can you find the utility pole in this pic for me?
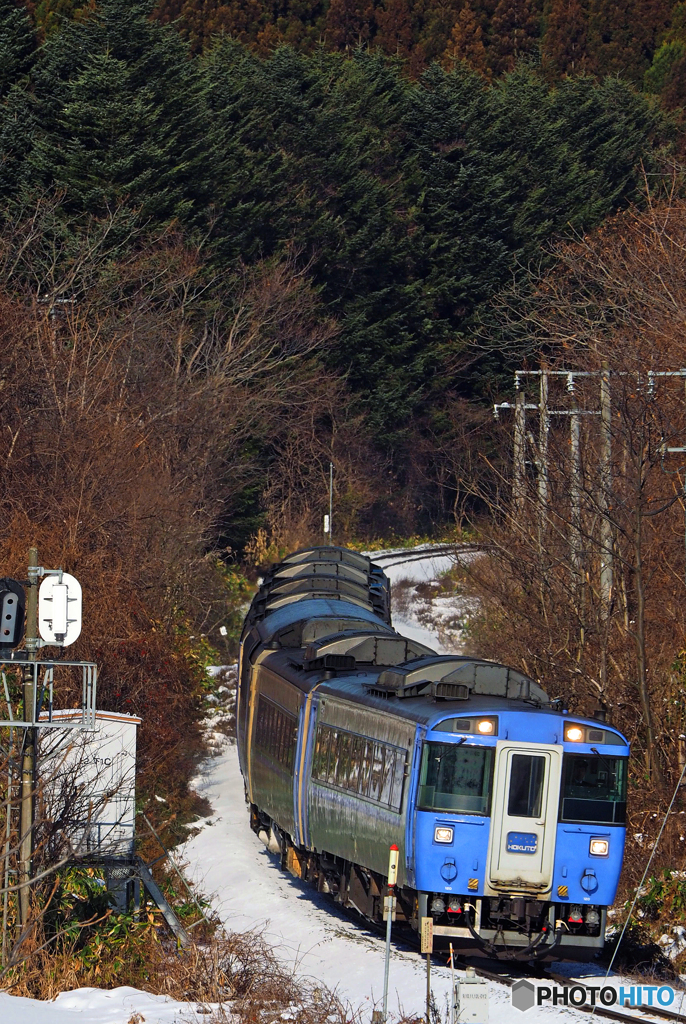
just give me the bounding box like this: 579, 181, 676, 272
569, 375, 582, 583
652, 369, 686, 592
537, 369, 550, 570
538, 369, 549, 512
329, 462, 333, 547
599, 363, 613, 618
513, 390, 526, 516
495, 369, 604, 649
598, 364, 613, 696
18, 546, 39, 937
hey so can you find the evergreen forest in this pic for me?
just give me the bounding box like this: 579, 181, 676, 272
0, 0, 676, 534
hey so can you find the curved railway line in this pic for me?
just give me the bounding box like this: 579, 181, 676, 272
366, 543, 483, 569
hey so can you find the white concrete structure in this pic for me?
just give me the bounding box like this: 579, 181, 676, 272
40, 710, 140, 857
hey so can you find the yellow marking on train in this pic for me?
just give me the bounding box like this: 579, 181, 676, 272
468, 878, 479, 890
557, 885, 568, 898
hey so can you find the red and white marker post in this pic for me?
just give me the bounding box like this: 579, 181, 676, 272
381, 844, 399, 1022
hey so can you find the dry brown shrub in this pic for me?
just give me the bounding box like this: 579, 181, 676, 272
0, 207, 350, 812
5, 922, 361, 1024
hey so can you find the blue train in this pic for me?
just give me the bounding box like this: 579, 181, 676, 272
237, 546, 628, 960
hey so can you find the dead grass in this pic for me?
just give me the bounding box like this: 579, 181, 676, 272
6, 922, 368, 1023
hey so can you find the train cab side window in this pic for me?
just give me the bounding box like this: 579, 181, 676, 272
561, 754, 627, 824
312, 723, 406, 812
254, 695, 298, 772
507, 754, 546, 818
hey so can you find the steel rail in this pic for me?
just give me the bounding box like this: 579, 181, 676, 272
369, 544, 484, 568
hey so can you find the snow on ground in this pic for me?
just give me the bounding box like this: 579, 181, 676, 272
0, 986, 205, 1023
365, 545, 478, 653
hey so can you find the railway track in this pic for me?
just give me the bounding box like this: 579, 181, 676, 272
367, 543, 483, 569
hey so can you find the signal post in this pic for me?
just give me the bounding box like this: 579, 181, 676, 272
380, 844, 399, 1022
0, 549, 86, 944
18, 547, 38, 933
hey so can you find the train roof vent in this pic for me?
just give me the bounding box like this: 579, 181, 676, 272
366, 677, 470, 700
267, 575, 374, 601
303, 652, 357, 672
280, 546, 372, 572
442, 661, 549, 702
304, 630, 435, 667
367, 656, 548, 703
265, 591, 375, 614
376, 657, 473, 690
300, 619, 394, 645
267, 560, 369, 586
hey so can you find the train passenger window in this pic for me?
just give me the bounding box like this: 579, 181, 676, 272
508, 754, 546, 818
359, 740, 373, 795
561, 754, 627, 824
254, 695, 298, 772
311, 723, 406, 811
348, 735, 363, 791
381, 748, 395, 806
326, 728, 339, 785
417, 742, 494, 815
336, 732, 353, 788
370, 743, 385, 802
313, 727, 332, 780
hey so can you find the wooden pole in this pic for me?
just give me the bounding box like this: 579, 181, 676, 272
513, 390, 526, 517
599, 365, 612, 694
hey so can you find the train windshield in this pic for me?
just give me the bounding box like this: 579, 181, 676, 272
418, 742, 494, 815
561, 754, 627, 824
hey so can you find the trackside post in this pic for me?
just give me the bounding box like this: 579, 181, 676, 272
381, 843, 399, 1022
420, 916, 433, 1023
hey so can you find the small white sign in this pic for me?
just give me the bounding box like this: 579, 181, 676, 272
382, 895, 397, 921
323, 514, 330, 535
420, 916, 433, 953
39, 573, 82, 646
456, 977, 489, 1023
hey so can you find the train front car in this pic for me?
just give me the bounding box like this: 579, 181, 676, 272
411, 663, 629, 961
236, 546, 629, 963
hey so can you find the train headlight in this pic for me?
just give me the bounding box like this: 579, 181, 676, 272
589, 838, 609, 857
476, 719, 495, 734
434, 826, 454, 844
430, 896, 446, 916
565, 725, 585, 742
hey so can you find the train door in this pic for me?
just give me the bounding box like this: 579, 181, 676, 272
487, 741, 562, 891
